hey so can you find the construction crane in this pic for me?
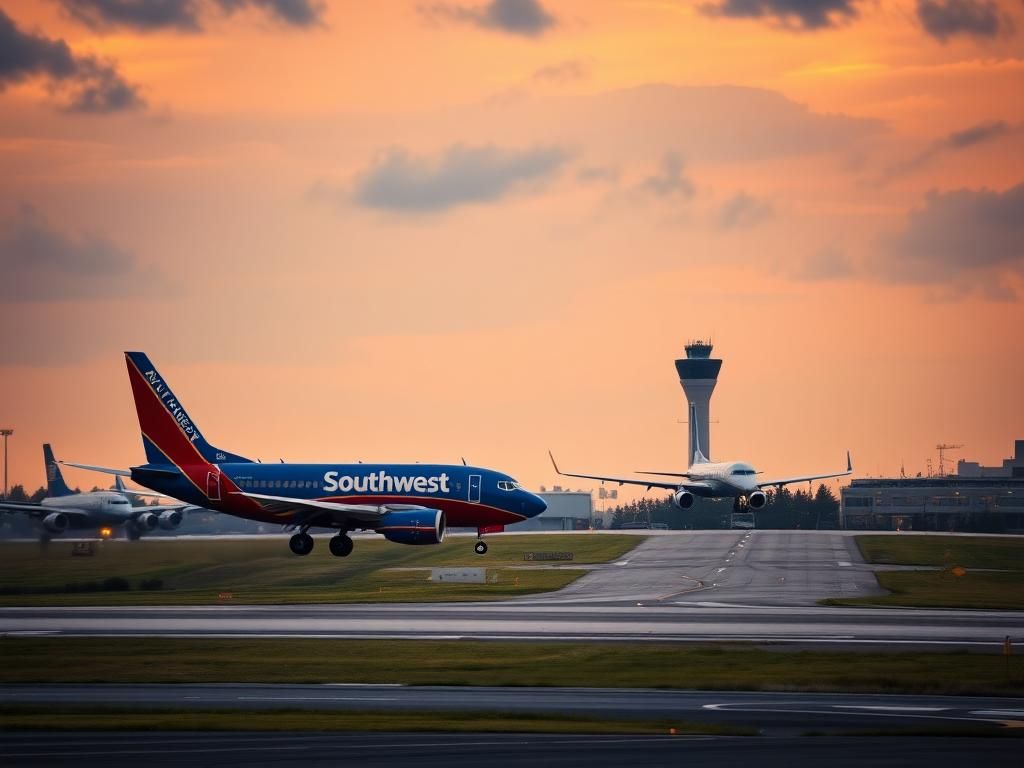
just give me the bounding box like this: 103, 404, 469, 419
936, 443, 964, 477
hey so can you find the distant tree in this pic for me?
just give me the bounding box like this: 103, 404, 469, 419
6, 484, 28, 502
29, 486, 46, 503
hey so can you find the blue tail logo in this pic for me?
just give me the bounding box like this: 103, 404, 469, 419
43, 443, 74, 498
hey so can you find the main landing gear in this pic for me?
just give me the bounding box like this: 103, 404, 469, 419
288, 530, 355, 557
329, 534, 354, 558
289, 529, 314, 556
474, 540, 488, 555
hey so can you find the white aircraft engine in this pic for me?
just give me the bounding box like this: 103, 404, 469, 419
135, 512, 158, 531
158, 510, 183, 530
42, 512, 69, 533
747, 491, 767, 510
672, 489, 695, 509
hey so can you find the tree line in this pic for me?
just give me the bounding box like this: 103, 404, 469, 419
606, 484, 840, 530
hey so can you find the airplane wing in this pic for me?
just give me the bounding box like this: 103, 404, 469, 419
231, 491, 432, 526
59, 461, 133, 477
548, 451, 683, 491
0, 502, 95, 522
757, 452, 853, 489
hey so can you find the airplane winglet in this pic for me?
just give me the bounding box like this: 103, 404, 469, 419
548, 450, 563, 476
847, 451, 853, 473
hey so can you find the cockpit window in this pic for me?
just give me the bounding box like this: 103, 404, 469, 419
111, 499, 130, 505
732, 469, 757, 476
497, 480, 525, 491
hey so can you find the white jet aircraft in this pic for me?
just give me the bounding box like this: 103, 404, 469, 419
550, 404, 852, 511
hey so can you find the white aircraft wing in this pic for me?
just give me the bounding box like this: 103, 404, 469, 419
549, 451, 683, 491
59, 461, 133, 477
231, 491, 432, 525
0, 502, 95, 522
757, 452, 853, 489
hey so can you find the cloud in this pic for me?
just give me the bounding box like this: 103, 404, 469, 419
420, 0, 557, 37
699, 0, 860, 30
641, 153, 696, 198
532, 59, 587, 83
880, 182, 1024, 297
879, 120, 1013, 183
343, 144, 568, 213
916, 0, 1010, 42
799, 246, 853, 280
718, 192, 773, 229
0, 205, 165, 302
0, 8, 143, 113
61, 0, 325, 32
577, 165, 620, 184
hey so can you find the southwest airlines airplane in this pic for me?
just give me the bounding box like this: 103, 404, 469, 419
551, 404, 851, 512
0, 444, 188, 540
68, 352, 546, 557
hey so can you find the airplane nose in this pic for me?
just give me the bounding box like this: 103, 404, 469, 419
532, 494, 547, 516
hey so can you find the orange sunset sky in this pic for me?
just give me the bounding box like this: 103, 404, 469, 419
1, 0, 1022, 498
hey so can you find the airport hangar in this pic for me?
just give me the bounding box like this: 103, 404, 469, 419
840, 440, 1024, 532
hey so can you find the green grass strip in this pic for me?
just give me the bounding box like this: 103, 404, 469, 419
855, 536, 1024, 571
3, 638, 1023, 696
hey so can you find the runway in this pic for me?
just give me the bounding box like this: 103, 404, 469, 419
3, 733, 1022, 768
3, 683, 1023, 731
2, 532, 1021, 650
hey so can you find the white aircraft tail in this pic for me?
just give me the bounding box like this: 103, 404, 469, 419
689, 403, 709, 466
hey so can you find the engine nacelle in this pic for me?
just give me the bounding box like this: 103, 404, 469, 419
672, 489, 695, 510
43, 512, 68, 534
747, 491, 767, 510
158, 510, 183, 530
378, 509, 446, 545
134, 512, 158, 531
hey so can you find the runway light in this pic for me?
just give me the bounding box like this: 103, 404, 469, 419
99, 528, 113, 538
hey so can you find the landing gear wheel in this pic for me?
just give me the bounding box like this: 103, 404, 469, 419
329, 534, 354, 557
289, 532, 314, 556
474, 541, 488, 555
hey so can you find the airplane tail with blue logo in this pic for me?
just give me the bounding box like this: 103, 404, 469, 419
43, 443, 74, 497
124, 352, 252, 467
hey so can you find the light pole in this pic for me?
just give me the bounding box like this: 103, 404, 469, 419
0, 429, 12, 501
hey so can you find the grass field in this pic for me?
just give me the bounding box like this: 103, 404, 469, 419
855, 536, 1024, 570
3, 637, 1022, 696
823, 535, 1024, 610
0, 534, 639, 605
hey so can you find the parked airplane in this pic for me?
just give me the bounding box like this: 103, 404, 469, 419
550, 404, 851, 511
0, 444, 190, 540
65, 352, 547, 556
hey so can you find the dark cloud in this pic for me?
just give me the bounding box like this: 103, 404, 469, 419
0, 9, 143, 113
879, 120, 1013, 183
718, 192, 773, 229
420, 0, 557, 37
881, 182, 1024, 297
345, 144, 568, 213
916, 0, 1009, 42
641, 153, 696, 198
61, 0, 325, 32
0, 205, 163, 302
699, 0, 860, 30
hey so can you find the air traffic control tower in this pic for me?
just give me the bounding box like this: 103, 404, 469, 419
675, 340, 722, 462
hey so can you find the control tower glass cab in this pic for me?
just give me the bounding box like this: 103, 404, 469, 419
674, 340, 723, 463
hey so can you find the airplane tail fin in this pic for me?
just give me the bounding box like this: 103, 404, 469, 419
689, 403, 709, 466
124, 352, 252, 467
43, 444, 74, 497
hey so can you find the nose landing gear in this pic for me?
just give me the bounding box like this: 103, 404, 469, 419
474, 540, 488, 555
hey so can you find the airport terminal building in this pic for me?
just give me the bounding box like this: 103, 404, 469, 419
513, 491, 593, 531
840, 440, 1024, 532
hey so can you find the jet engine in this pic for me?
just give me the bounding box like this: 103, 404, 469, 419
134, 511, 158, 531
158, 510, 183, 530
378, 509, 446, 545
747, 491, 767, 510
42, 512, 68, 534
672, 489, 695, 509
